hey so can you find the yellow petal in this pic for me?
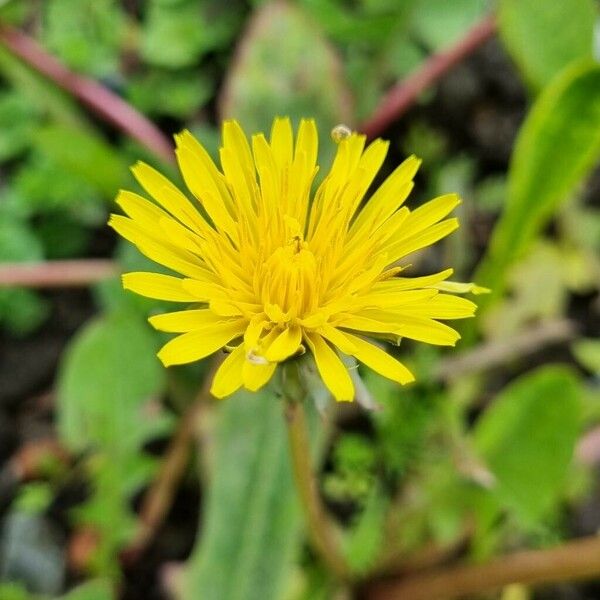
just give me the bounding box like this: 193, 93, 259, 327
242, 359, 277, 392
157, 320, 245, 366
399, 294, 477, 320
351, 154, 421, 234
182, 278, 252, 304
295, 118, 318, 169
263, 325, 302, 362
220, 145, 257, 220
402, 193, 461, 234
223, 120, 255, 179
252, 133, 279, 212
354, 288, 438, 310
304, 332, 354, 402
116, 190, 170, 231
211, 345, 245, 398
174, 129, 235, 212
210, 299, 262, 317
175, 146, 238, 237
334, 314, 397, 336
130, 161, 206, 231
122, 272, 196, 302
347, 138, 389, 215
338, 311, 461, 346
158, 217, 204, 254
108, 215, 211, 280
149, 309, 221, 333
386, 218, 459, 262
338, 331, 414, 384
270, 116, 293, 169
395, 317, 460, 346
244, 315, 269, 348
372, 269, 454, 293
317, 323, 356, 354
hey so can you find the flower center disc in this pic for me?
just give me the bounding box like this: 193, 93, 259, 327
258, 234, 318, 322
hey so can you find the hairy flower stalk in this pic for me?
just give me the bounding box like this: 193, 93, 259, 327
109, 117, 482, 401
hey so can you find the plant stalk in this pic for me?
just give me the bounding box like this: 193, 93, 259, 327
285, 398, 349, 581
366, 534, 600, 600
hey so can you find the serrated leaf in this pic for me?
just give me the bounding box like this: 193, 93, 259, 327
183, 390, 319, 600
219, 1, 353, 155
475, 61, 600, 301
473, 366, 582, 524
499, 0, 595, 90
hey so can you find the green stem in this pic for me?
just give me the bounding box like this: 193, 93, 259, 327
284, 398, 349, 581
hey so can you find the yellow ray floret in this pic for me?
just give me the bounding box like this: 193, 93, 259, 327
109, 117, 482, 402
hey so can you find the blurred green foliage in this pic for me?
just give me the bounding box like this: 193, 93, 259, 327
57, 309, 170, 575
0, 1, 598, 599
183, 389, 322, 600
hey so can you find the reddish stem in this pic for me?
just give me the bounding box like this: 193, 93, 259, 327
0, 260, 117, 288
0, 24, 174, 163
367, 535, 600, 600
359, 15, 497, 139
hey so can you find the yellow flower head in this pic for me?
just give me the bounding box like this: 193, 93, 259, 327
109, 118, 480, 401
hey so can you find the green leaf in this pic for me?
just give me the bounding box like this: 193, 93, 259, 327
0, 582, 34, 600
0, 46, 89, 129
473, 366, 582, 524
411, 0, 488, 51
34, 124, 128, 198
56, 310, 166, 451
35, 213, 91, 259
43, 0, 124, 77
344, 487, 387, 575
0, 1, 32, 25
14, 483, 53, 515
0, 215, 49, 335
60, 579, 114, 600
56, 310, 168, 576
0, 91, 40, 161
141, 0, 242, 68
183, 390, 314, 600
300, 0, 413, 44
13, 151, 104, 221
572, 339, 600, 376
219, 1, 353, 164
498, 0, 596, 90
127, 70, 213, 119
475, 61, 600, 300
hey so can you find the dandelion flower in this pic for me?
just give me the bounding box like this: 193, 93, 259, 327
109, 118, 481, 401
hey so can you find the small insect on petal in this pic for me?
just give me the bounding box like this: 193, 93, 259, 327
331, 124, 352, 143
246, 348, 270, 365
